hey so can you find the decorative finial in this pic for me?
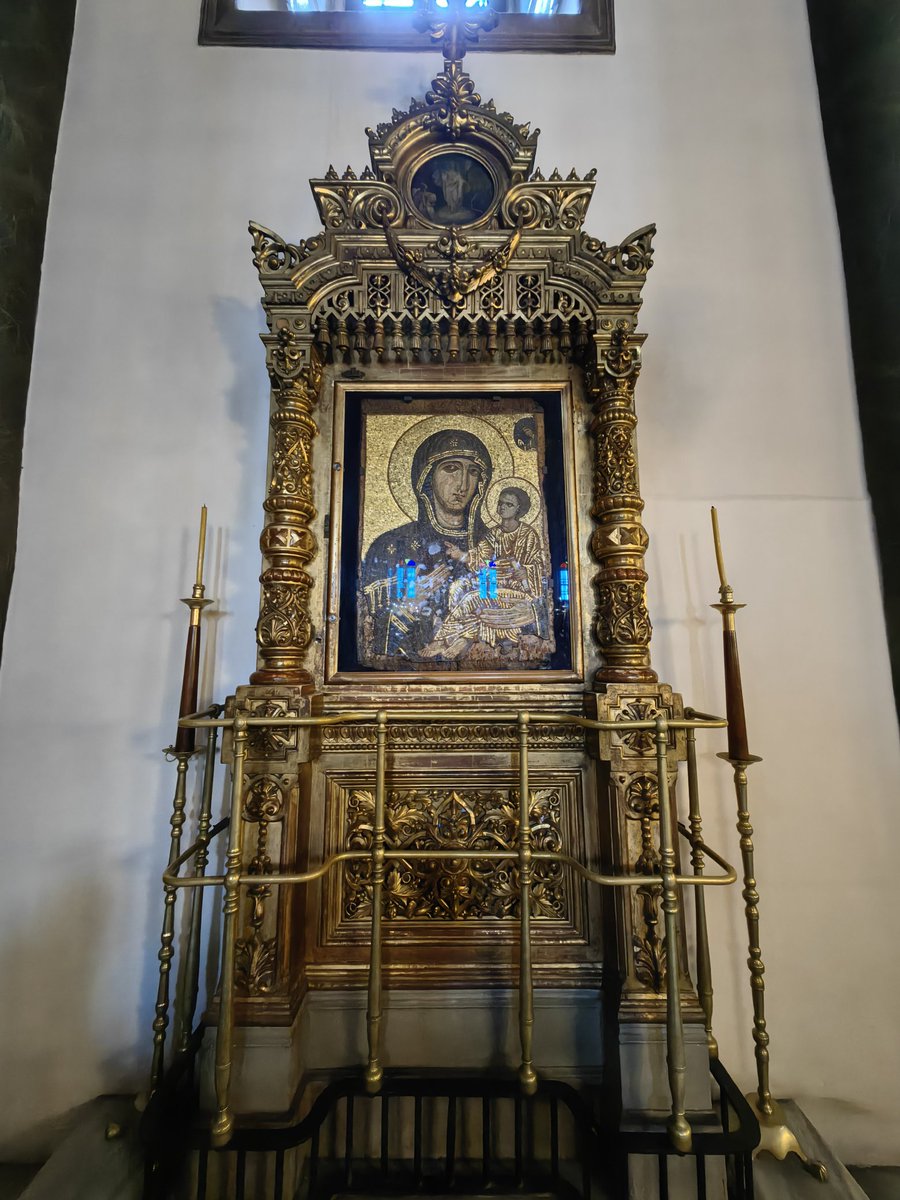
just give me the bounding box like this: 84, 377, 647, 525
414, 0, 498, 62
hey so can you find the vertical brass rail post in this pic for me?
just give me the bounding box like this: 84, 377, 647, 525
365, 710, 387, 1093
655, 716, 691, 1153
517, 712, 537, 1095
710, 506, 827, 1180
211, 715, 249, 1148
176, 714, 221, 1054
150, 750, 192, 1094
685, 723, 717, 1058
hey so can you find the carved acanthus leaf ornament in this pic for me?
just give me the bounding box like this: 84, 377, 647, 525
235, 775, 287, 996
344, 786, 566, 922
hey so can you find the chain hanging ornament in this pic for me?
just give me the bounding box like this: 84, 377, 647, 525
710, 507, 828, 1183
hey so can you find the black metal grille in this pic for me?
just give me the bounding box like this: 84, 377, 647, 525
143, 1055, 758, 1200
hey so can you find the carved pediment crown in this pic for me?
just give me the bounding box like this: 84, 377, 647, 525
250, 0, 656, 356
302, 0, 603, 241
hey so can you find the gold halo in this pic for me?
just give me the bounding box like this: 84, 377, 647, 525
387, 414, 515, 521
484, 476, 543, 527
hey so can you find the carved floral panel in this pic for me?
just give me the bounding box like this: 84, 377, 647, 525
342, 785, 566, 922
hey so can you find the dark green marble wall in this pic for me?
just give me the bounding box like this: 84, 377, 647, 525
806, 2, 900, 711
0, 3, 76, 655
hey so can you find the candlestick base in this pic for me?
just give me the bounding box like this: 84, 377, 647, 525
746, 1095, 829, 1182
717, 751, 763, 768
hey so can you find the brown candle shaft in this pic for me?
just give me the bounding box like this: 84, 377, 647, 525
722, 627, 750, 761
174, 507, 208, 753
174, 624, 200, 753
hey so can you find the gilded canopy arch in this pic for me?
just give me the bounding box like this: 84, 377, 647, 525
248, 46, 656, 691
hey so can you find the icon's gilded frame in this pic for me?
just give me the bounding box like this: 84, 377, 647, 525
325, 380, 585, 686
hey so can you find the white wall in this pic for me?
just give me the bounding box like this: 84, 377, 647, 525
1, 0, 898, 1166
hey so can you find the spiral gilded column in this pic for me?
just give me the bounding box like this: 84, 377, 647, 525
590, 328, 656, 687
250, 330, 320, 686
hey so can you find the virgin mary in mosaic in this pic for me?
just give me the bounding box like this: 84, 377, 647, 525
358, 405, 555, 670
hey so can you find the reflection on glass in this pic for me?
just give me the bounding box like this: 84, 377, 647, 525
394, 560, 418, 601
235, 0, 583, 12
478, 561, 498, 601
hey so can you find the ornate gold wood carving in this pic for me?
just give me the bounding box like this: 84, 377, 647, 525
234, 774, 287, 996
249, 43, 657, 682
624, 771, 666, 992
590, 328, 656, 686
251, 345, 322, 686
222, 687, 312, 1018
343, 785, 566, 922
304, 766, 601, 990
384, 223, 523, 319
589, 684, 702, 1021
236, 22, 669, 1014
320, 720, 584, 752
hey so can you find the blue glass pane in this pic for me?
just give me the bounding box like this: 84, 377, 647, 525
559, 565, 569, 602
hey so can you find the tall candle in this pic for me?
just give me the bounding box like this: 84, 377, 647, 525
710, 505, 728, 591
195, 505, 208, 590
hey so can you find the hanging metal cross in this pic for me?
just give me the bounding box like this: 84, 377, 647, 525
414, 0, 498, 61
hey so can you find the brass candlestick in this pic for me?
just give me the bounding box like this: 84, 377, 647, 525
175, 504, 213, 753
710, 507, 827, 1182
149, 507, 214, 1094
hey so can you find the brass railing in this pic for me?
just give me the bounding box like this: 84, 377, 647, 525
155, 706, 736, 1158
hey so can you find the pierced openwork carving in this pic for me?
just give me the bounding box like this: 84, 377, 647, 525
343, 786, 566, 922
